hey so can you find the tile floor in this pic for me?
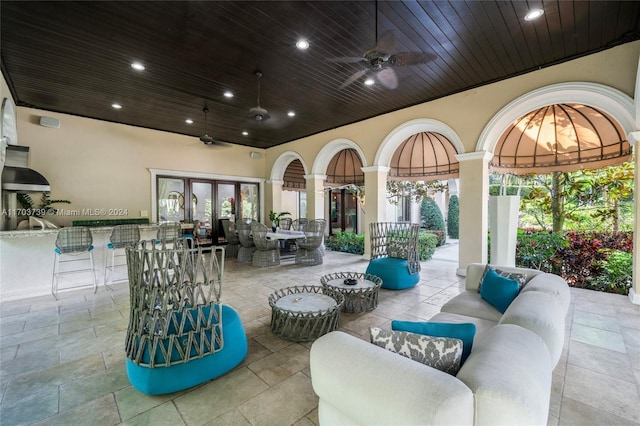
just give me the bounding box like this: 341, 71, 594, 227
1, 242, 639, 425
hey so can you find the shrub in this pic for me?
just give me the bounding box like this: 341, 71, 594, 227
588, 250, 633, 295
515, 229, 567, 274
420, 197, 446, 246
447, 195, 459, 239
418, 232, 438, 261
561, 231, 632, 289
424, 230, 446, 247
325, 230, 364, 255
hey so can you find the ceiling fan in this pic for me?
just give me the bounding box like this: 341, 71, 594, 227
198, 106, 223, 145
249, 71, 270, 123
332, 1, 435, 89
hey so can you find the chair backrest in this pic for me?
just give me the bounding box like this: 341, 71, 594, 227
55, 226, 93, 253
279, 217, 292, 230
291, 218, 309, 231
125, 242, 223, 368
221, 219, 239, 244
251, 222, 276, 250
369, 222, 420, 274
156, 222, 182, 243
236, 219, 254, 247
109, 224, 140, 248
305, 219, 326, 237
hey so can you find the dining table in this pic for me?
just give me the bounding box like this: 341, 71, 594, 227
266, 229, 305, 259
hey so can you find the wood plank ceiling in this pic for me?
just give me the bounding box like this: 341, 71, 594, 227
1, 1, 639, 149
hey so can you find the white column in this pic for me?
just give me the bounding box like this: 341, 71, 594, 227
304, 174, 326, 220
455, 151, 492, 276
489, 195, 520, 267
362, 166, 390, 258
265, 180, 283, 223
627, 132, 639, 304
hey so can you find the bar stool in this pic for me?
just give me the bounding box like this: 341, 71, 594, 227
51, 226, 97, 300
155, 222, 182, 247
104, 224, 140, 289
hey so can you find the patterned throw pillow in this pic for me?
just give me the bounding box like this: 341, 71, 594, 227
477, 265, 527, 293
387, 240, 408, 259
369, 327, 463, 375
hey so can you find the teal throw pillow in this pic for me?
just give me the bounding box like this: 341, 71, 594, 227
480, 268, 520, 313
391, 320, 476, 363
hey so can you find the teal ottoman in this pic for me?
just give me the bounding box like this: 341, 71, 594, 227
366, 257, 420, 290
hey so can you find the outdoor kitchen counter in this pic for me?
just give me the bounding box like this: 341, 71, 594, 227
0, 225, 162, 301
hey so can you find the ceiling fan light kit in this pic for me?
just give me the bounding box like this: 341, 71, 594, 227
199, 106, 217, 145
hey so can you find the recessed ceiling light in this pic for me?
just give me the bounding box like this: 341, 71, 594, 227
287, 111, 296, 117
224, 91, 234, 98
111, 103, 122, 109
242, 131, 249, 136
296, 39, 309, 50
131, 62, 145, 71
524, 9, 544, 21
364, 78, 375, 86
185, 119, 193, 124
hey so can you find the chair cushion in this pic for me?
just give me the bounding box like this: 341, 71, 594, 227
391, 320, 476, 364
366, 257, 419, 290
369, 327, 462, 375
126, 305, 248, 395
480, 268, 520, 313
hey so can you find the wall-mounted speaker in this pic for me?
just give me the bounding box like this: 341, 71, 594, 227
40, 116, 60, 128
250, 151, 262, 159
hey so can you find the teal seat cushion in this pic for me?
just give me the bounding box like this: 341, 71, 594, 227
391, 320, 477, 363
126, 305, 248, 395
480, 268, 520, 313
366, 257, 419, 290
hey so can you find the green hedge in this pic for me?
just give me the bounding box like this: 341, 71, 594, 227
326, 229, 437, 261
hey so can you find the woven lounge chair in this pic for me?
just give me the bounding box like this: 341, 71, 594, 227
236, 218, 256, 262
365, 222, 421, 290
221, 219, 239, 258
251, 222, 280, 267
124, 242, 247, 395
295, 219, 326, 266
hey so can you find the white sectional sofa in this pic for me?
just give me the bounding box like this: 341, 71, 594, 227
310, 263, 571, 425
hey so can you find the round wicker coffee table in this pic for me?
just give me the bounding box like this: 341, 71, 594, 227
320, 272, 382, 313
268, 285, 344, 342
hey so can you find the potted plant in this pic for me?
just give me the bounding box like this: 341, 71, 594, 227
268, 210, 291, 231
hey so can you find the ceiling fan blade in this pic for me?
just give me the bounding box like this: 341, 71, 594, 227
376, 67, 398, 89
339, 68, 369, 89
329, 56, 367, 64
389, 52, 436, 66
375, 30, 396, 52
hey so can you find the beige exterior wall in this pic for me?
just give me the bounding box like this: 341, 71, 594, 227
12, 107, 265, 226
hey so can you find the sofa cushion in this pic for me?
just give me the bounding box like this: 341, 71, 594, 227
456, 324, 552, 425
521, 273, 571, 313
441, 291, 503, 322
465, 263, 541, 292
480, 268, 520, 313
369, 327, 463, 375
500, 291, 565, 367
391, 320, 476, 363
428, 312, 498, 345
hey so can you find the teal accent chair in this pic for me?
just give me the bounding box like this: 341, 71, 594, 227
365, 222, 421, 290
124, 242, 247, 395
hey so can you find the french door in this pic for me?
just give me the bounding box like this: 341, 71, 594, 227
329, 188, 357, 235
157, 177, 259, 243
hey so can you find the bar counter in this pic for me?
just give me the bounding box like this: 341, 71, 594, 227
0, 225, 162, 301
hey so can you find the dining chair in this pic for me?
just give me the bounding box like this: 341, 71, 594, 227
295, 219, 326, 266
236, 218, 256, 262
251, 222, 280, 267
221, 219, 239, 258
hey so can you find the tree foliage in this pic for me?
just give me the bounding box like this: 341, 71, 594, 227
517, 161, 634, 233
386, 180, 448, 205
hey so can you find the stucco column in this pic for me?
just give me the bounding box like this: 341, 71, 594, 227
304, 174, 326, 220
627, 132, 639, 304
362, 166, 390, 258
455, 151, 492, 276
265, 180, 283, 222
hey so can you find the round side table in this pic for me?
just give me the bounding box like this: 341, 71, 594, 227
268, 285, 344, 342
320, 272, 382, 313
